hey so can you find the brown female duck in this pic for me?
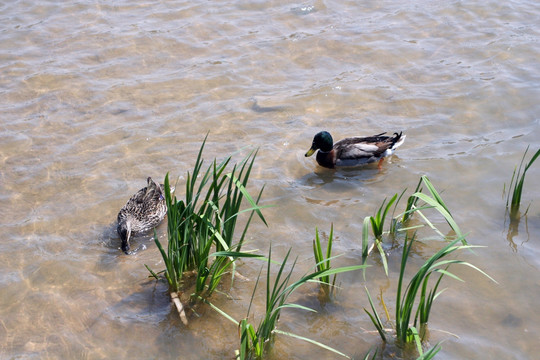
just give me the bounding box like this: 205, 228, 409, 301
117, 177, 168, 254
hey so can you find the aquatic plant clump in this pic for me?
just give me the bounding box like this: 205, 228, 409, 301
362, 176, 496, 357
505, 146, 540, 220
146, 136, 268, 323
207, 246, 365, 360
313, 224, 339, 300
363, 233, 493, 355
362, 175, 468, 277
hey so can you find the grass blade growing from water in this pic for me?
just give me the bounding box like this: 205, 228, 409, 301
506, 146, 540, 220
313, 225, 339, 299
362, 177, 496, 356
364, 287, 387, 343
208, 246, 365, 359
395, 234, 495, 344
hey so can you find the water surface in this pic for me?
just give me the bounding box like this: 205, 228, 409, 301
1, 0, 540, 359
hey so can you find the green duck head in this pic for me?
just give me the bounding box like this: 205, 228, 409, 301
305, 131, 334, 157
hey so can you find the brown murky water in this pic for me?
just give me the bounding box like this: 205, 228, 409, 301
1, 0, 540, 359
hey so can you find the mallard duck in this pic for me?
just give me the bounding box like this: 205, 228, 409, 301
117, 177, 168, 254
305, 131, 406, 169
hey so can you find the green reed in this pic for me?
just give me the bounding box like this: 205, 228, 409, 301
361, 347, 379, 360
207, 247, 365, 359
402, 177, 423, 224
410, 176, 466, 244
364, 234, 495, 353
505, 146, 540, 220
369, 193, 399, 240
364, 287, 387, 343
313, 224, 338, 299
361, 193, 398, 276
238, 247, 358, 359
394, 234, 494, 344
416, 343, 441, 360
147, 136, 268, 313
362, 175, 468, 278
362, 176, 495, 356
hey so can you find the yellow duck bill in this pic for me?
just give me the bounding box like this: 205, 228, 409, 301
305, 147, 316, 157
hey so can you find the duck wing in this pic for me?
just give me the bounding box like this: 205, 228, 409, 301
143, 177, 165, 203
333, 132, 405, 166
334, 133, 390, 159
120, 178, 163, 220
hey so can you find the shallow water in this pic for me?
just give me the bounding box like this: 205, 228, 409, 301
1, 0, 540, 359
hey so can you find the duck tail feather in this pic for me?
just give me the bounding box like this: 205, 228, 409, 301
392, 132, 406, 149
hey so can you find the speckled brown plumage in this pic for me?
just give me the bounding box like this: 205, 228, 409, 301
117, 177, 167, 254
